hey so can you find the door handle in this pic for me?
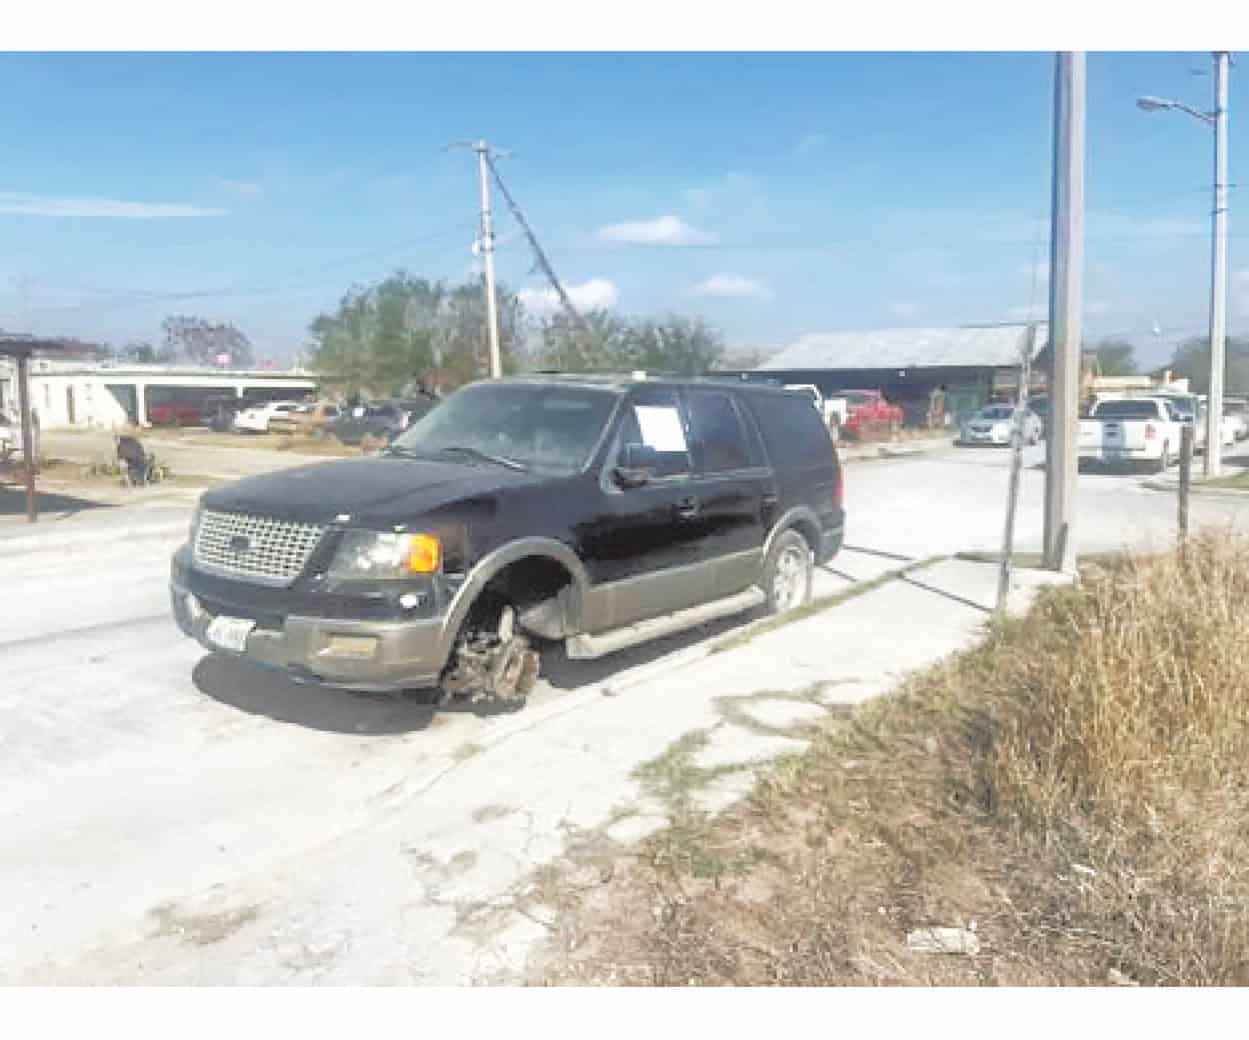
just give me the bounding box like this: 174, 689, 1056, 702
675, 496, 700, 520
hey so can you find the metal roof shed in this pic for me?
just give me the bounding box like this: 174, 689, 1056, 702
757, 323, 1048, 372
0, 334, 86, 522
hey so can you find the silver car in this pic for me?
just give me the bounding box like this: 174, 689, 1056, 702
958, 404, 1042, 446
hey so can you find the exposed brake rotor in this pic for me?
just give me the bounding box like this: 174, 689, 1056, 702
441, 605, 540, 706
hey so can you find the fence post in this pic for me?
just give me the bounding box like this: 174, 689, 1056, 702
1178, 423, 1194, 547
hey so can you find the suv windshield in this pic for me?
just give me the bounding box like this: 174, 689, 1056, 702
390, 382, 618, 474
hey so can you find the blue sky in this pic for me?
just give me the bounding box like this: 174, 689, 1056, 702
0, 51, 1244, 367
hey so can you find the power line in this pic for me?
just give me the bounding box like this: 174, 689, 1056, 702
485, 154, 589, 332
19, 224, 473, 318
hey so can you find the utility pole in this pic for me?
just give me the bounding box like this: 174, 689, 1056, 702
453, 140, 505, 379
1043, 52, 1086, 574
1206, 51, 1230, 478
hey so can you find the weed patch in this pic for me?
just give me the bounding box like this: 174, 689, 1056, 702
545, 531, 1249, 986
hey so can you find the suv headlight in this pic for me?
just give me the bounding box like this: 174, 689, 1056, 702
189, 503, 203, 545
329, 531, 442, 579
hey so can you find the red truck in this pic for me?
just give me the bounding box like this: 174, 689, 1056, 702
838, 390, 904, 439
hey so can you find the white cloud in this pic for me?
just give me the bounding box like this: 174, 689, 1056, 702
889, 301, 919, 319
0, 191, 227, 219
220, 179, 263, 201
688, 274, 773, 301
518, 278, 619, 315
596, 215, 717, 247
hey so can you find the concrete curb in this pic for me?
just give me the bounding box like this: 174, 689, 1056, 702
839, 438, 951, 464
1141, 479, 1249, 498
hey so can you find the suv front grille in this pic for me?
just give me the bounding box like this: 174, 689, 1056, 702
193, 509, 326, 585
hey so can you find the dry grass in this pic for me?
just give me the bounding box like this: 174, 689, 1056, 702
544, 531, 1249, 986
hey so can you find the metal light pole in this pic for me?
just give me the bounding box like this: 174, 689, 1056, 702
1137, 51, 1231, 477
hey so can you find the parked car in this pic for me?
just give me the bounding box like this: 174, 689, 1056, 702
1196, 401, 1238, 451
327, 396, 439, 445
232, 400, 303, 434
836, 389, 904, 438
0, 410, 20, 462
1078, 396, 1182, 472
957, 404, 1042, 447
203, 396, 245, 432
1224, 399, 1249, 442
269, 401, 342, 437
170, 376, 845, 706
148, 400, 205, 427
1029, 396, 1048, 437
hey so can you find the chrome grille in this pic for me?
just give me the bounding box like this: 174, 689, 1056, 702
193, 510, 326, 585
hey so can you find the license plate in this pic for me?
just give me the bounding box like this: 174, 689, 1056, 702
205, 615, 256, 652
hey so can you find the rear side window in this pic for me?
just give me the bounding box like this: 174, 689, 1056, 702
745, 391, 834, 468
686, 390, 752, 473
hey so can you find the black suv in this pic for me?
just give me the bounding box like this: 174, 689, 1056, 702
170, 376, 844, 703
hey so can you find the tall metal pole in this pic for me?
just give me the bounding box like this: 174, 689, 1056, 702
16, 350, 36, 523
475, 141, 503, 379
1043, 52, 1086, 574
1205, 51, 1230, 478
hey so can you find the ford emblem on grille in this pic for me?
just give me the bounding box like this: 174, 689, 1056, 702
228, 534, 252, 553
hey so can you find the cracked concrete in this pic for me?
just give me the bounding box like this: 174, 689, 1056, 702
8, 443, 1246, 983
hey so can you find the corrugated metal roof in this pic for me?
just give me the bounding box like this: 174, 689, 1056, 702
758, 323, 1048, 372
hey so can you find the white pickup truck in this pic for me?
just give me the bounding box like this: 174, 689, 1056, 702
1078, 396, 1182, 472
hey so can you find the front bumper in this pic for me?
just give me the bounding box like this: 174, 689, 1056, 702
170, 547, 453, 691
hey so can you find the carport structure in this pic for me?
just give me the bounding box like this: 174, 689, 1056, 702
0, 334, 83, 522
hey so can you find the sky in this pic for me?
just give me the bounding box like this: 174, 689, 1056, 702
0, 51, 1245, 369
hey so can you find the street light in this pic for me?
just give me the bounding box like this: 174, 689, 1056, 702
1137, 52, 1231, 478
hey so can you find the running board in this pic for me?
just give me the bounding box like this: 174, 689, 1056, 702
564, 587, 766, 661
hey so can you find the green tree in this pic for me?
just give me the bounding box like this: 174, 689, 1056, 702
309, 272, 526, 397
1167, 335, 1249, 394
536, 311, 724, 374
160, 316, 255, 368
1091, 338, 1139, 377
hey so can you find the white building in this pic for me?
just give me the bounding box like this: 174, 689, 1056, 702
0, 359, 319, 430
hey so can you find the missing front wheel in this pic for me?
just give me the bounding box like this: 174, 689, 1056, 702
440, 605, 541, 707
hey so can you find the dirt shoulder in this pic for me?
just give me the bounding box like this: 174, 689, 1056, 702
538, 534, 1249, 986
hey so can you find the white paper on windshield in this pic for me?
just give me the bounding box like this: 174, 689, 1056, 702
634, 405, 687, 452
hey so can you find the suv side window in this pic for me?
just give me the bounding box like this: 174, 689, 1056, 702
612, 387, 692, 479
685, 390, 752, 473
746, 391, 833, 467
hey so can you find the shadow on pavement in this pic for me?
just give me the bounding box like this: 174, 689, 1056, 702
0, 479, 116, 519
192, 653, 442, 735
540, 612, 755, 691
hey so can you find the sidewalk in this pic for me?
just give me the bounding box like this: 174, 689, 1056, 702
4, 551, 1074, 984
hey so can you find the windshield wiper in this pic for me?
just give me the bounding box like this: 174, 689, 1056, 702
434, 445, 529, 472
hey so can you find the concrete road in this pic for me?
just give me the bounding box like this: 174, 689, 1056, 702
3, 443, 1248, 983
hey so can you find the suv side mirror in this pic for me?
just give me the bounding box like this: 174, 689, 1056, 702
613, 442, 659, 488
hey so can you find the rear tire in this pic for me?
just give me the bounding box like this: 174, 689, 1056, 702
763, 530, 814, 615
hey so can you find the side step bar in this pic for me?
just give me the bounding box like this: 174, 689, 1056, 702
564, 586, 766, 661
